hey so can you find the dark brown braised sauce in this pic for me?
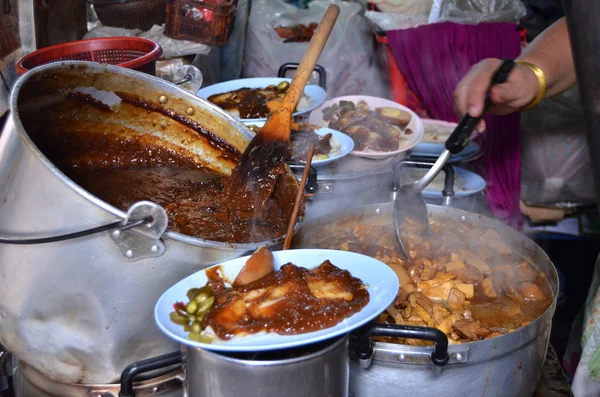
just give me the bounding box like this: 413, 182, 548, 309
288, 123, 332, 162
248, 122, 333, 162
208, 86, 282, 119
21, 94, 294, 244
204, 260, 370, 339
306, 213, 553, 344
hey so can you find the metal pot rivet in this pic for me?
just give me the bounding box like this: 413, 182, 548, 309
460, 216, 467, 222
125, 249, 134, 258
186, 107, 195, 116
151, 245, 159, 253
159, 95, 168, 104
399, 354, 406, 362
455, 353, 463, 361
112, 230, 121, 238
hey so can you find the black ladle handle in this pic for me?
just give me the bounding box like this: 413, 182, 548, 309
445, 59, 516, 155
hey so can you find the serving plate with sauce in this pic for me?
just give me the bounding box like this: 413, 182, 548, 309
308, 95, 424, 159
245, 121, 355, 168
154, 249, 399, 352
197, 77, 327, 123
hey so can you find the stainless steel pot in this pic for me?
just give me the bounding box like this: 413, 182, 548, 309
184, 336, 349, 397
292, 203, 558, 397
0, 61, 300, 385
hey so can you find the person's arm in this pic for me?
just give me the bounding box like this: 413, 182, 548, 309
454, 18, 576, 125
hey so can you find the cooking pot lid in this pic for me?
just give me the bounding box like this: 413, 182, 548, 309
154, 249, 398, 352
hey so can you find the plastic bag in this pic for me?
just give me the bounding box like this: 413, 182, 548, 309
369, 0, 433, 15
139, 25, 211, 59
520, 85, 596, 206
156, 59, 204, 93
429, 0, 527, 24
365, 10, 430, 31
83, 23, 211, 59
243, 0, 389, 99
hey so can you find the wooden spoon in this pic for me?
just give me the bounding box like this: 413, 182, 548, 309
225, 4, 340, 211
232, 144, 315, 286
283, 144, 315, 250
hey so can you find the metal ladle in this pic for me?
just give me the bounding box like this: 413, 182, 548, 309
393, 59, 516, 260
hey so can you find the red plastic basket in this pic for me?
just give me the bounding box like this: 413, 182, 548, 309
15, 37, 163, 76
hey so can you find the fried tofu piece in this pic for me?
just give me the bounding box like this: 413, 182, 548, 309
417, 273, 456, 291
447, 288, 466, 312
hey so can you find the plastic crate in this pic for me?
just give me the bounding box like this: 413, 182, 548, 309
164, 0, 238, 46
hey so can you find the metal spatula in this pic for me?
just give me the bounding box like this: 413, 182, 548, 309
394, 59, 516, 260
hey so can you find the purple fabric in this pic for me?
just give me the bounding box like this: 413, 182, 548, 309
387, 22, 523, 228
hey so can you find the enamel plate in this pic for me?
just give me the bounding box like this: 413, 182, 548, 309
155, 249, 399, 352
412, 119, 482, 162
308, 95, 424, 159
398, 166, 487, 199
244, 121, 355, 168
197, 77, 327, 123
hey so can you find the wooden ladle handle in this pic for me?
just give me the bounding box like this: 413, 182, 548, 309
282, 4, 340, 112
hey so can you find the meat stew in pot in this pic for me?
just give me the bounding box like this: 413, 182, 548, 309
306, 213, 553, 345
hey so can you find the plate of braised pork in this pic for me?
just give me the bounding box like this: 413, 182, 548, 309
197, 77, 327, 123
308, 96, 424, 159
245, 122, 354, 167
154, 248, 399, 352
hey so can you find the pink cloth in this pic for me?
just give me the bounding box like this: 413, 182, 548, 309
387, 22, 523, 227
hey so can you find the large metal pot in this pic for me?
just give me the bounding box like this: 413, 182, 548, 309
292, 203, 558, 396
0, 62, 300, 384
184, 336, 350, 397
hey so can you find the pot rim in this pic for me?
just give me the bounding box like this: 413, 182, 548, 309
185, 334, 348, 366
9, 61, 298, 251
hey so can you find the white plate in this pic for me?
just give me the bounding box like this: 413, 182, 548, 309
421, 119, 457, 143
308, 95, 424, 159
399, 166, 486, 199
197, 77, 327, 123
154, 249, 399, 353
412, 141, 481, 160
413, 119, 482, 162
244, 121, 354, 168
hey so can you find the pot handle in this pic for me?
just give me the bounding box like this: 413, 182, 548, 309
119, 351, 183, 397
353, 323, 449, 369
288, 163, 319, 195
277, 63, 327, 90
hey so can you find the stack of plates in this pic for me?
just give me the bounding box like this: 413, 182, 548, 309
411, 119, 483, 163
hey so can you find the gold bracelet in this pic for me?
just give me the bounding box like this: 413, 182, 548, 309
516, 61, 547, 111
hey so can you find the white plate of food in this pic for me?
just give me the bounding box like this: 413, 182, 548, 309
399, 166, 486, 199
412, 119, 482, 162
245, 121, 354, 168
197, 77, 327, 123
308, 95, 424, 159
155, 248, 399, 352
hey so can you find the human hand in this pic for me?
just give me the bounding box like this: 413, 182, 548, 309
454, 59, 540, 133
